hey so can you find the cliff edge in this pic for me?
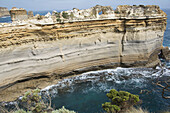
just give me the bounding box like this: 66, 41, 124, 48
0, 7, 10, 18
0, 5, 167, 102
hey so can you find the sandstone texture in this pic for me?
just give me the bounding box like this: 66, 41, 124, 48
0, 5, 167, 102
28, 11, 34, 18
10, 7, 28, 22
0, 7, 10, 18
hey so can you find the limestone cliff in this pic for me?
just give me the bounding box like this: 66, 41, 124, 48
0, 5, 167, 102
0, 7, 10, 18
10, 7, 28, 21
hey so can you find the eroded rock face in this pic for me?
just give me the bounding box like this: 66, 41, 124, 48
0, 5, 167, 102
160, 47, 170, 60
0, 7, 10, 18
28, 11, 34, 18
115, 5, 167, 18
10, 7, 28, 21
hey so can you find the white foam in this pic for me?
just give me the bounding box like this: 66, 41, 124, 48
41, 65, 170, 97
42, 85, 55, 91
0, 16, 10, 19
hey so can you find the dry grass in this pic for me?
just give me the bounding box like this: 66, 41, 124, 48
125, 107, 149, 113
125, 107, 170, 113
161, 111, 170, 113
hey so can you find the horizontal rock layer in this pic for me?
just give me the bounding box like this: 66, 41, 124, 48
0, 7, 10, 18
0, 15, 167, 101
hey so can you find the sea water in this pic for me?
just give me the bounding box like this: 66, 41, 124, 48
40, 66, 170, 113
163, 9, 170, 47
0, 9, 170, 113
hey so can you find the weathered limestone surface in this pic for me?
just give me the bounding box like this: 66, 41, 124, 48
28, 11, 34, 18
0, 5, 167, 102
0, 7, 10, 18
10, 7, 28, 22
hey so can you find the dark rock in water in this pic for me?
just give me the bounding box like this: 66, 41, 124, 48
162, 47, 170, 60
159, 47, 170, 60
0, 7, 10, 18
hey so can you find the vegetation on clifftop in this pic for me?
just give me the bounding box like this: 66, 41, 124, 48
1, 88, 169, 113
102, 89, 140, 113
0, 89, 75, 113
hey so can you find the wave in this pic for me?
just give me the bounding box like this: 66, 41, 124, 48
0, 16, 10, 19
41, 65, 170, 97
2, 64, 169, 107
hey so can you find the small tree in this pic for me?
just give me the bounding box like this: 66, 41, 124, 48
62, 11, 69, 19
21, 89, 48, 113
56, 18, 61, 23
55, 12, 60, 18
102, 89, 140, 113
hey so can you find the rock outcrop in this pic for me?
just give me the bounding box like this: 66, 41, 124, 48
160, 47, 170, 60
0, 5, 167, 102
0, 7, 10, 18
28, 11, 34, 18
10, 7, 28, 21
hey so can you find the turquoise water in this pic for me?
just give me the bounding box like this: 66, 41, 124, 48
0, 16, 11, 23
41, 67, 170, 113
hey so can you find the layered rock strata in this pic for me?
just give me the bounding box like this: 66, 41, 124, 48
10, 7, 28, 22
28, 11, 34, 18
0, 7, 10, 18
0, 5, 167, 101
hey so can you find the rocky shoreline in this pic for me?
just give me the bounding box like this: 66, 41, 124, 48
0, 5, 168, 102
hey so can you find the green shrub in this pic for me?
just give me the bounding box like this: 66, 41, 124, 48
21, 89, 46, 113
102, 89, 140, 113
13, 109, 32, 113
114, 10, 120, 14
55, 12, 60, 18
52, 106, 76, 113
62, 12, 69, 19
15, 89, 76, 113
56, 18, 61, 23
